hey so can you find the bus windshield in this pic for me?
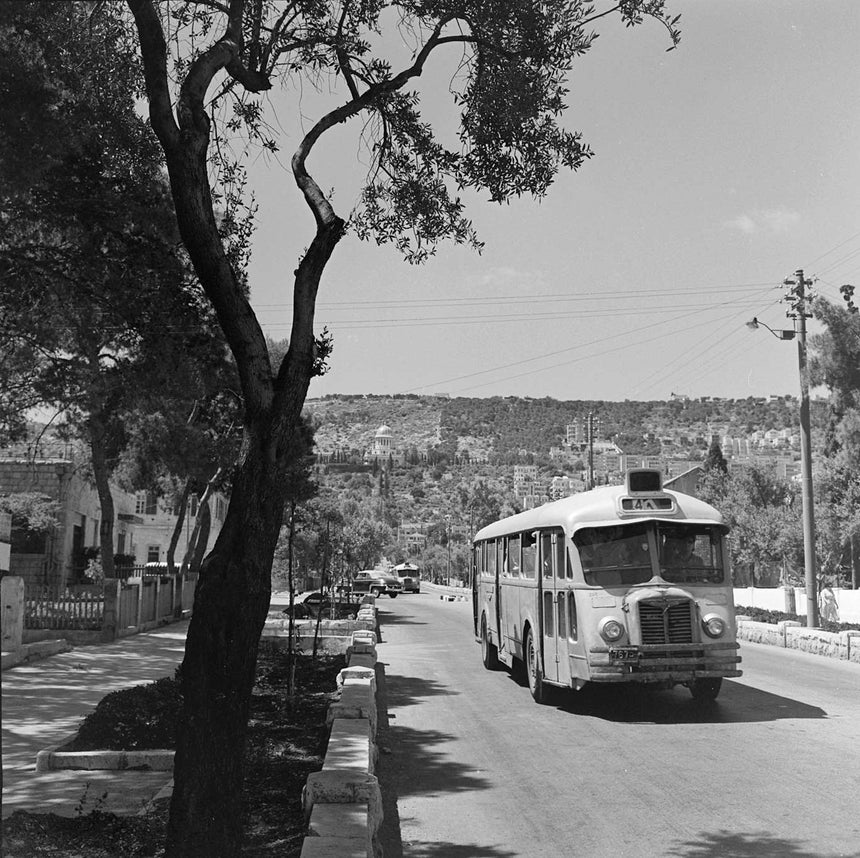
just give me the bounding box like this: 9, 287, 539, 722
573, 522, 725, 587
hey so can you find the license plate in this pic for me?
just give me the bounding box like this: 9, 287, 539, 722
610, 647, 639, 663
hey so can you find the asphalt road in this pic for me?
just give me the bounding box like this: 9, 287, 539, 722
373, 590, 860, 858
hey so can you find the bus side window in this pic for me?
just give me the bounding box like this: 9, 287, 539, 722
521, 532, 535, 579
543, 590, 554, 637
541, 532, 553, 578
568, 592, 578, 641
487, 539, 496, 576
554, 534, 572, 579
557, 594, 567, 639
507, 535, 521, 577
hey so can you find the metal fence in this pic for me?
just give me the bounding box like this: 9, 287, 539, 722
24, 584, 104, 631
23, 572, 197, 638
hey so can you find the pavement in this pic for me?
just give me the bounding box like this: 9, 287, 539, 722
1, 592, 307, 820
2, 621, 189, 819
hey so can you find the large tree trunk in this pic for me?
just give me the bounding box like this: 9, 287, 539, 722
165, 424, 285, 856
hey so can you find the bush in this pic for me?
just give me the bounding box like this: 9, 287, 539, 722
736, 605, 860, 633
63, 674, 182, 751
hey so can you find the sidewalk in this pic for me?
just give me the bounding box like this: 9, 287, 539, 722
2, 621, 189, 819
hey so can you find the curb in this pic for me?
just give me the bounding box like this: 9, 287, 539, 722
36, 748, 174, 772
2, 639, 73, 671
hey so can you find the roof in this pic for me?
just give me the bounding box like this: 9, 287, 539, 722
473, 483, 725, 542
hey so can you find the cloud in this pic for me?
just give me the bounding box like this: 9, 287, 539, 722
725, 207, 801, 235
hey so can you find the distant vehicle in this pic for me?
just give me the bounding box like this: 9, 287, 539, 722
282, 591, 353, 619
392, 562, 420, 593
352, 570, 402, 598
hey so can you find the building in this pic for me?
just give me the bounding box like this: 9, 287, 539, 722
365, 424, 405, 465
0, 456, 226, 588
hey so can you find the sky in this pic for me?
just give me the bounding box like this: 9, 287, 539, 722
241, 0, 860, 403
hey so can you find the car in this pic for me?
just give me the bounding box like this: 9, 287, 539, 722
351, 570, 403, 598
392, 562, 420, 593
282, 591, 355, 619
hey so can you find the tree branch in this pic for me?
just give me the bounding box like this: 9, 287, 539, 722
127, 0, 179, 149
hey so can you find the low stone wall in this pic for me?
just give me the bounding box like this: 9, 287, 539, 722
736, 618, 860, 663
300, 599, 383, 858
261, 612, 377, 656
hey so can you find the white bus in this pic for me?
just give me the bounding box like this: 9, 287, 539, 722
472, 469, 741, 703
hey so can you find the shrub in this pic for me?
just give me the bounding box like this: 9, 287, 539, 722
64, 675, 182, 751
736, 605, 860, 633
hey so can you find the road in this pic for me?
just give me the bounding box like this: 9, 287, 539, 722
373, 590, 860, 858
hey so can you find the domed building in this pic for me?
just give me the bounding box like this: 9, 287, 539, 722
365, 424, 404, 465
373, 424, 393, 458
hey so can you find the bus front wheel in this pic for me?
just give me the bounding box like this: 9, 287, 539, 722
481, 615, 499, 670
524, 628, 549, 704
689, 678, 722, 701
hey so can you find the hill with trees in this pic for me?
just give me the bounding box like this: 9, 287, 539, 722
304, 393, 824, 462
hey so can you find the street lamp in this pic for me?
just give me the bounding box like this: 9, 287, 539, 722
745, 317, 795, 341
746, 270, 818, 627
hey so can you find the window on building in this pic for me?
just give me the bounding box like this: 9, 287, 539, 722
136, 492, 157, 516
147, 545, 160, 563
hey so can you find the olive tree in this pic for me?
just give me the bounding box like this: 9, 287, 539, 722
124, 2, 680, 853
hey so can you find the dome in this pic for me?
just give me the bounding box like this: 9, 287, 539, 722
375, 425, 392, 438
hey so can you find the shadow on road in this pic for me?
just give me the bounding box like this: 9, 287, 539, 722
375, 663, 499, 858
665, 829, 860, 858
379, 667, 461, 707
548, 678, 827, 724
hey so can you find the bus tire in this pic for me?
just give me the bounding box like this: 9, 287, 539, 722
689, 678, 722, 701
481, 615, 499, 670
524, 628, 548, 704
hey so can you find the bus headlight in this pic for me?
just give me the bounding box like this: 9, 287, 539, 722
702, 614, 726, 638
599, 618, 626, 643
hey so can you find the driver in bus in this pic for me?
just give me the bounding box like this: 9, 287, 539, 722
663, 533, 703, 567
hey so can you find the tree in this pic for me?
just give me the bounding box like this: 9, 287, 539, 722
0, 3, 225, 579
698, 465, 802, 586
810, 293, 860, 587
702, 438, 728, 474
120, 3, 682, 853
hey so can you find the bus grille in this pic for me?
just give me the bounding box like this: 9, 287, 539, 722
638, 600, 694, 644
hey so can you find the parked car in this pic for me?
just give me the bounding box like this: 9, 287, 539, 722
351, 570, 402, 598
392, 562, 420, 593
282, 591, 356, 619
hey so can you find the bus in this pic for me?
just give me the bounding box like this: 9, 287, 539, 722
392, 562, 421, 593
472, 469, 741, 703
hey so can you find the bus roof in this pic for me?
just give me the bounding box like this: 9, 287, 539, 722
473, 483, 726, 543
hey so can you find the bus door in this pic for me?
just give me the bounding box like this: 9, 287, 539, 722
535, 530, 559, 684
540, 529, 579, 687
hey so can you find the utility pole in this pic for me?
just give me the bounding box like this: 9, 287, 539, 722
587, 411, 595, 490
785, 269, 818, 628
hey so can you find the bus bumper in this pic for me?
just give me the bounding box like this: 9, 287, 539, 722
586, 642, 742, 683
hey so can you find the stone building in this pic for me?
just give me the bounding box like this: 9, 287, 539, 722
0, 456, 226, 588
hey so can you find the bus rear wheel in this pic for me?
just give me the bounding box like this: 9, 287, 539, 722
481, 615, 499, 670
689, 678, 722, 701
524, 628, 548, 704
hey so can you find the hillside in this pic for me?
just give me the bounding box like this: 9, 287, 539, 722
304, 393, 822, 460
